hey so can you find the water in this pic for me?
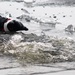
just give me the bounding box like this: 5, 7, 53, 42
0, 0, 75, 75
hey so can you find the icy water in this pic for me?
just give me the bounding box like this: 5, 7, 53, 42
0, 0, 75, 75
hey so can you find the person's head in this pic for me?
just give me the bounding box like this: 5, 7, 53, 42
4, 20, 28, 32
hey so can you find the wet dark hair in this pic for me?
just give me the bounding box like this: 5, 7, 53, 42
7, 20, 28, 32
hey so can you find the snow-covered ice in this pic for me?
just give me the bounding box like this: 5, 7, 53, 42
0, 0, 75, 75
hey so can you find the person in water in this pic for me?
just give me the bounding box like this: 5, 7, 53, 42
0, 16, 28, 33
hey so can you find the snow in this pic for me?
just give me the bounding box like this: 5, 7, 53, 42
0, 65, 75, 75
1, 2, 75, 37
24, 0, 34, 2
0, 2, 25, 17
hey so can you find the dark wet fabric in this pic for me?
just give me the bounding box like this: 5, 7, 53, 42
0, 16, 8, 31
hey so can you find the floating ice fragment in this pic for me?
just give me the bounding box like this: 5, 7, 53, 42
11, 34, 24, 44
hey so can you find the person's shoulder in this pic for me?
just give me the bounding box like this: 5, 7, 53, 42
0, 16, 2, 17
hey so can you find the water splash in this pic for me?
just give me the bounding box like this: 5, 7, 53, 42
0, 33, 75, 65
